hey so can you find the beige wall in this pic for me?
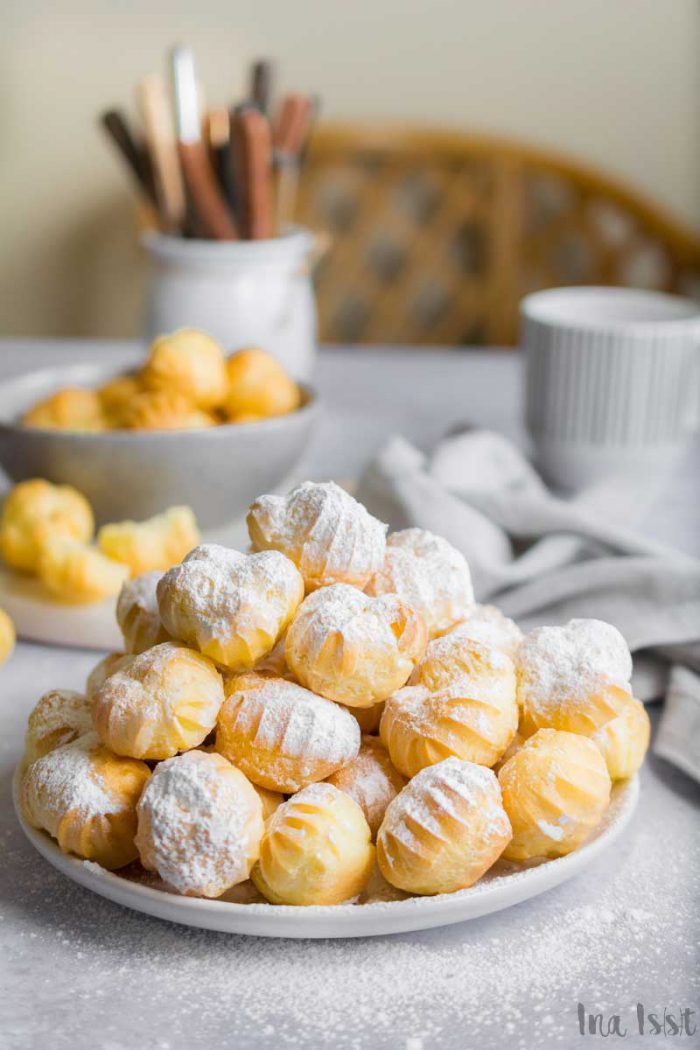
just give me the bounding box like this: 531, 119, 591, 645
2, 0, 698, 337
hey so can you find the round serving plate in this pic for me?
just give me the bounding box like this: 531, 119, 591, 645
13, 767, 639, 939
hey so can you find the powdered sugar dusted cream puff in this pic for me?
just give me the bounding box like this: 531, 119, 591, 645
377, 757, 512, 895
86, 652, 129, 700
326, 736, 406, 838
412, 628, 517, 695
92, 642, 224, 760
252, 783, 375, 905
516, 619, 633, 737
366, 528, 474, 638
247, 481, 387, 592
498, 728, 611, 861
0, 479, 94, 573
23, 689, 93, 768
216, 673, 360, 793
98, 506, 200, 577
285, 584, 427, 708
591, 696, 650, 780
382, 636, 518, 777
116, 572, 171, 654
20, 732, 150, 868
448, 605, 522, 657
135, 750, 264, 898
141, 328, 228, 410
157, 544, 304, 672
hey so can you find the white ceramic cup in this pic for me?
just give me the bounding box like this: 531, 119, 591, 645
142, 227, 317, 380
521, 287, 700, 489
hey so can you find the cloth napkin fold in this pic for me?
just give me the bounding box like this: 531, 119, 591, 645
357, 430, 700, 782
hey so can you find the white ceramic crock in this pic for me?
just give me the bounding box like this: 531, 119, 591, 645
142, 227, 317, 380
522, 287, 700, 490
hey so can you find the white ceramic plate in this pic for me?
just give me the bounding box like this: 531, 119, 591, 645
13, 768, 639, 939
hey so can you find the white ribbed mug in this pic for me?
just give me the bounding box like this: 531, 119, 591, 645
522, 287, 700, 490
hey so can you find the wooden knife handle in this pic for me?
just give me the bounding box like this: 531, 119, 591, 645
233, 108, 273, 240
274, 93, 312, 158
178, 141, 239, 240
137, 75, 186, 231
100, 109, 157, 205
251, 60, 273, 116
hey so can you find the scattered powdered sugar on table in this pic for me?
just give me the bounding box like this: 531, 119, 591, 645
5, 754, 699, 1050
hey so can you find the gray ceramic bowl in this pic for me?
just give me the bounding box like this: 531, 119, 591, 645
0, 362, 319, 528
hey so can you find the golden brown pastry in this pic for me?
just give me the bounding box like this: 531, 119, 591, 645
215, 672, 360, 792
120, 388, 218, 430
98, 375, 144, 426
135, 750, 264, 898
380, 639, 519, 778
225, 347, 301, 421
366, 528, 474, 638
326, 736, 407, 838
285, 584, 427, 708
20, 732, 150, 868
252, 784, 285, 820
498, 728, 612, 860
116, 572, 171, 654
0, 479, 94, 573
247, 481, 387, 592
22, 387, 107, 432
92, 641, 224, 760
86, 652, 129, 700
446, 604, 523, 657
157, 544, 304, 672
252, 783, 375, 905
37, 539, 129, 604
141, 328, 228, 410
377, 757, 512, 895
516, 618, 633, 737
23, 689, 93, 767
98, 506, 200, 577
591, 696, 650, 780
346, 701, 385, 735
0, 607, 15, 666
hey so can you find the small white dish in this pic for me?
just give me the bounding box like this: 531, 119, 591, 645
13, 767, 639, 939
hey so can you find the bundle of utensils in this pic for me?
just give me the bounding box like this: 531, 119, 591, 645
100, 48, 318, 240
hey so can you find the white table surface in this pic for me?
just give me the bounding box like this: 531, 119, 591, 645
1, 340, 698, 1050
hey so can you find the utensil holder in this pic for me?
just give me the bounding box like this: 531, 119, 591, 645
142, 227, 318, 380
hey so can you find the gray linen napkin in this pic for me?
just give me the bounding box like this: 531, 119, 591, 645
357, 430, 700, 782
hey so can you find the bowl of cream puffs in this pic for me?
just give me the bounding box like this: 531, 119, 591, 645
16, 480, 649, 923
0, 330, 317, 529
